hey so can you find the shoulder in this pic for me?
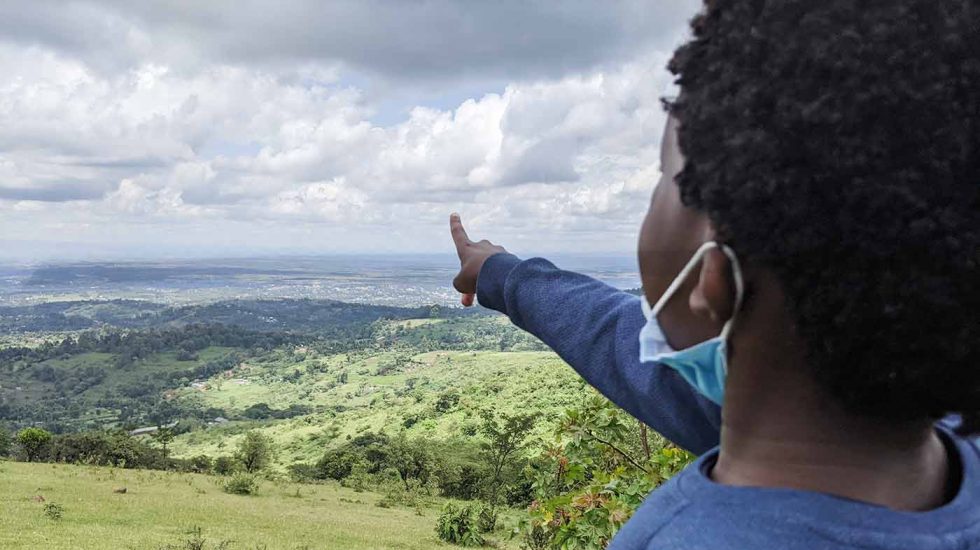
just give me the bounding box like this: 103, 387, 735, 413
608, 473, 692, 550
618, 493, 844, 550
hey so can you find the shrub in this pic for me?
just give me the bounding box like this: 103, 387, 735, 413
435, 502, 484, 547
476, 503, 497, 533
314, 448, 361, 480
212, 456, 239, 475
189, 455, 212, 474
342, 462, 370, 492
438, 462, 485, 501
43, 502, 64, 520
434, 390, 460, 413
504, 478, 535, 508
517, 396, 696, 548
286, 462, 317, 483
378, 475, 430, 514
222, 473, 259, 495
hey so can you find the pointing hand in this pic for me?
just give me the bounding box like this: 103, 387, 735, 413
450, 213, 507, 307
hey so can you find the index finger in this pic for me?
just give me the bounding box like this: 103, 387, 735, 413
449, 212, 471, 253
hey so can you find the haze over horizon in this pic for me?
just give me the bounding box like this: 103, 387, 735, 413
0, 1, 700, 262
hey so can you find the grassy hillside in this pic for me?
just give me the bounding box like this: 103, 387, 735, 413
0, 460, 498, 549
169, 345, 587, 465
0, 303, 589, 466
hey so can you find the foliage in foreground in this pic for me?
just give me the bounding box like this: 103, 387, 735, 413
436, 502, 485, 547
516, 396, 695, 549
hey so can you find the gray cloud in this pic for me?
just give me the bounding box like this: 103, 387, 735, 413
0, 182, 106, 202
0, 0, 699, 80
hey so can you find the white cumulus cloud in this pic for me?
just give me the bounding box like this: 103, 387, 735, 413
0, 1, 700, 259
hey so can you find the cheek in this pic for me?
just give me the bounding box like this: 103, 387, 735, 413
637, 209, 659, 304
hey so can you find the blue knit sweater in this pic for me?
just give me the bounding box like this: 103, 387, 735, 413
477, 253, 980, 550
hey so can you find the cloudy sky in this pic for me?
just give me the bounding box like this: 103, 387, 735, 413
0, 0, 700, 261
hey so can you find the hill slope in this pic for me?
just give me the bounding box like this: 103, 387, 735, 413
0, 461, 479, 549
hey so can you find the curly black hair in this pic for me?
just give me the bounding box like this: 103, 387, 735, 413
668, 0, 980, 435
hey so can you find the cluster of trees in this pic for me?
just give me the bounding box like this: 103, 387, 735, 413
0, 426, 174, 469
291, 410, 538, 525
0, 396, 695, 549
242, 402, 311, 420
0, 324, 297, 367
369, 316, 548, 354
0, 324, 303, 431
0, 424, 277, 478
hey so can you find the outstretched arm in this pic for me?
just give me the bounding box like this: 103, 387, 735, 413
450, 215, 721, 454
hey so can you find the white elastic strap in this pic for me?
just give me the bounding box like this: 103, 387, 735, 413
649, 241, 745, 339
649, 241, 720, 317
717, 244, 744, 340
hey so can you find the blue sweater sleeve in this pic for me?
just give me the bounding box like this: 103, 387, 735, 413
477, 253, 722, 455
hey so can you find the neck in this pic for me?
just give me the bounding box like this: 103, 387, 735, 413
714, 332, 953, 511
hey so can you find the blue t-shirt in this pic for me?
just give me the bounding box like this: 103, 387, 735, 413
477, 253, 980, 549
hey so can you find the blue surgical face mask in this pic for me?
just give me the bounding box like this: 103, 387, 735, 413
638, 242, 745, 405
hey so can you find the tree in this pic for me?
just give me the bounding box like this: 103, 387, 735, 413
17, 427, 52, 462
235, 431, 275, 473
150, 427, 175, 457
479, 410, 537, 529
0, 426, 10, 457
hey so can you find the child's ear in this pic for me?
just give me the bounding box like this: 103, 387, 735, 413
688, 247, 735, 325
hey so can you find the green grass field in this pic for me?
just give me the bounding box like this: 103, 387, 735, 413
0, 461, 501, 550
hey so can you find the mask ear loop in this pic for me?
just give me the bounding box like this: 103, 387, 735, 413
649, 241, 720, 318
718, 244, 745, 341
716, 244, 745, 379
648, 241, 745, 339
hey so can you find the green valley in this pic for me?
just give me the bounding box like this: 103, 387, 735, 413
0, 297, 691, 549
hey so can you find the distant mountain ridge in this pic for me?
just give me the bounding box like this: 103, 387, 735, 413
24, 265, 302, 285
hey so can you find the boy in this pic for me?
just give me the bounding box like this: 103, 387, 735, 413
450, 2, 979, 548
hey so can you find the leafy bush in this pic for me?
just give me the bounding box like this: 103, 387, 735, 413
516, 396, 695, 549
476, 503, 497, 533
434, 390, 460, 412
341, 462, 370, 492
222, 473, 259, 495
314, 448, 362, 480
438, 461, 486, 500
378, 475, 431, 514
43, 502, 64, 520
286, 462, 317, 483
17, 427, 52, 462
188, 455, 212, 474
435, 502, 484, 547
212, 456, 238, 475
